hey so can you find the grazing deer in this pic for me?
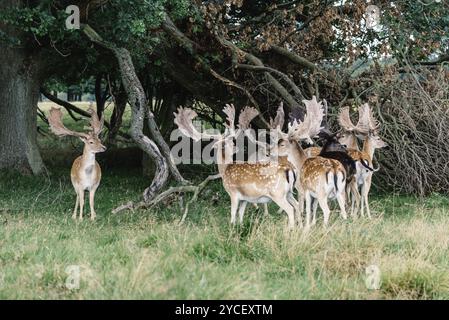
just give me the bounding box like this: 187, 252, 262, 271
270, 96, 348, 228
174, 104, 300, 228
48, 107, 106, 221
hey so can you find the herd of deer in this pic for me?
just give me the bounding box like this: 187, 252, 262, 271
174, 96, 387, 230
47, 96, 387, 229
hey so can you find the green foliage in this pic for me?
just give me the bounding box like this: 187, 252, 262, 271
1, 107, 449, 299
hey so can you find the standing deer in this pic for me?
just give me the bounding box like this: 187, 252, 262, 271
48, 107, 106, 221
270, 96, 348, 228
174, 104, 300, 228
304, 105, 376, 217
347, 104, 387, 218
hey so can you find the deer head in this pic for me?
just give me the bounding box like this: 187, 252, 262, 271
174, 105, 241, 165
48, 107, 106, 153
271, 96, 325, 157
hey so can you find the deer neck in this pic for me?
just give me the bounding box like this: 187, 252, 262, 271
81, 145, 96, 168
216, 142, 232, 176
287, 141, 307, 170
348, 135, 359, 150
362, 137, 376, 160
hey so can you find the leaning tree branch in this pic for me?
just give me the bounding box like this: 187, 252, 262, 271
415, 54, 449, 66
271, 45, 323, 74
83, 24, 188, 188
235, 63, 304, 100
271, 45, 343, 87
161, 15, 270, 128
215, 34, 300, 111
82, 24, 178, 211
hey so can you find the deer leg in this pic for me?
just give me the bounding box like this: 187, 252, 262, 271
287, 193, 302, 228
360, 182, 366, 218
304, 192, 312, 230
312, 198, 318, 226
363, 175, 373, 219
238, 200, 248, 224
264, 203, 269, 216
89, 185, 98, 221
272, 196, 295, 229
352, 181, 361, 218
336, 191, 348, 220
79, 189, 85, 221
73, 192, 79, 220
297, 187, 304, 217
230, 197, 239, 225
317, 194, 331, 228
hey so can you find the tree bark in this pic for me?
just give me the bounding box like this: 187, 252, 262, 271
0, 0, 45, 174
82, 24, 187, 205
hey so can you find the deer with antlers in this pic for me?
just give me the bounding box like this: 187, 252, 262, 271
270, 96, 348, 228
174, 104, 300, 228
48, 107, 106, 221
340, 104, 387, 218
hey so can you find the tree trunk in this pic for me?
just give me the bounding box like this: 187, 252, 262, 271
83, 24, 176, 203
0, 0, 45, 174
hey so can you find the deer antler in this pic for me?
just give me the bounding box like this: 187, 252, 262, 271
303, 95, 325, 138
223, 104, 236, 135
236, 106, 269, 152
238, 106, 259, 130
338, 106, 356, 132
364, 103, 380, 131
87, 106, 104, 136
355, 103, 379, 135
269, 102, 285, 130
174, 107, 222, 141
48, 107, 89, 139
287, 96, 324, 142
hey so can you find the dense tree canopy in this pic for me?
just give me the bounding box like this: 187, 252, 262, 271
1, 0, 448, 201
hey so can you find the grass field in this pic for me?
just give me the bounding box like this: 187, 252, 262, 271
0, 103, 449, 299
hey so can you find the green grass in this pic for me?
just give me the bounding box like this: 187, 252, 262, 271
1, 103, 449, 299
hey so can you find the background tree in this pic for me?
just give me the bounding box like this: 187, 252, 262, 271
1, 0, 447, 201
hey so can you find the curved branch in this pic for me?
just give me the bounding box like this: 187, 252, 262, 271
271, 45, 322, 73
215, 34, 300, 110
416, 54, 449, 66
161, 15, 270, 127
236, 63, 304, 100
82, 24, 174, 205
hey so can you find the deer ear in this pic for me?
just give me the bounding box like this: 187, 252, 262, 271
79, 136, 86, 142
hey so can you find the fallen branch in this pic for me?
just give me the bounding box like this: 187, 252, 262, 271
112, 174, 222, 224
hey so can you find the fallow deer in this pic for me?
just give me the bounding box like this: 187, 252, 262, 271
347, 103, 387, 218
304, 105, 376, 217
48, 107, 106, 221
174, 104, 300, 228
270, 96, 348, 228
